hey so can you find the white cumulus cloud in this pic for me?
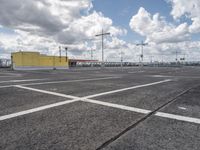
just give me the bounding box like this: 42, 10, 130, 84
169, 0, 200, 33
0, 0, 127, 60
129, 7, 190, 44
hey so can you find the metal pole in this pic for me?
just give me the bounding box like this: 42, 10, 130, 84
136, 41, 148, 67
141, 44, 143, 63
53, 55, 56, 70
120, 50, 123, 69
102, 29, 104, 67
91, 49, 94, 67
65, 47, 68, 62
150, 56, 153, 64
95, 29, 110, 68
59, 46, 61, 62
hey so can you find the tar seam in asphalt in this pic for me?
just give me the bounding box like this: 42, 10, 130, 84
96, 84, 200, 150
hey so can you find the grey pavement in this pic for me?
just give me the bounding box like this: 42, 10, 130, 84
0, 67, 200, 150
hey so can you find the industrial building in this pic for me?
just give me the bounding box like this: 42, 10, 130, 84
11, 51, 69, 70
0, 59, 11, 68
69, 59, 99, 67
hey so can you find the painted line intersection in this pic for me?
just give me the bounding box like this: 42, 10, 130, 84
0, 79, 200, 125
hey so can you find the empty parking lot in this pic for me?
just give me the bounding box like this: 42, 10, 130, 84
0, 67, 200, 150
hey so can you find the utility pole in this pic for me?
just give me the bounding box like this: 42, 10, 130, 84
120, 50, 124, 69
136, 40, 148, 67
59, 46, 62, 62
175, 50, 178, 64
150, 56, 154, 64
65, 47, 68, 62
90, 49, 95, 67
95, 29, 110, 67
53, 55, 56, 70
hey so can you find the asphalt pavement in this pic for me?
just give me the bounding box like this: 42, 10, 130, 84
0, 66, 200, 150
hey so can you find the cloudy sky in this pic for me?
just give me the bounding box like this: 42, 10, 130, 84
0, 0, 200, 62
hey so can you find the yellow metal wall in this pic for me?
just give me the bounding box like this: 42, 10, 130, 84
39, 55, 54, 67
12, 52, 69, 69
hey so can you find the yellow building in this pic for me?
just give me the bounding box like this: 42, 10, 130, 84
11, 51, 69, 70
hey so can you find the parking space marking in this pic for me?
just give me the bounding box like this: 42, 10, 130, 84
14, 85, 78, 99
150, 75, 173, 78
0, 79, 47, 84
1, 80, 200, 125
15, 79, 171, 100
82, 99, 151, 114
0, 99, 79, 121
84, 79, 172, 99
0, 72, 19, 75
0, 77, 120, 89
0, 73, 21, 77
156, 112, 200, 124
83, 99, 200, 124
149, 75, 200, 79
0, 85, 13, 88
0, 76, 18, 78
0, 80, 170, 121
128, 71, 145, 74
19, 76, 120, 86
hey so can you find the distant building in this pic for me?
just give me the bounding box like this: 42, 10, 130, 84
0, 59, 11, 68
11, 51, 69, 70
69, 59, 99, 67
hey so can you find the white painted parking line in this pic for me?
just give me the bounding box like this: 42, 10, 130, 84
150, 75, 173, 78
15, 79, 171, 100
0, 77, 120, 89
0, 76, 18, 78
0, 99, 79, 121
20, 77, 120, 86
128, 71, 145, 74
83, 99, 200, 124
149, 75, 200, 79
0, 85, 13, 88
0, 79, 47, 84
156, 112, 200, 124
14, 85, 78, 99
0, 73, 21, 77
1, 81, 200, 125
0, 72, 19, 76
82, 99, 151, 114
1, 80, 168, 121
84, 79, 171, 99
